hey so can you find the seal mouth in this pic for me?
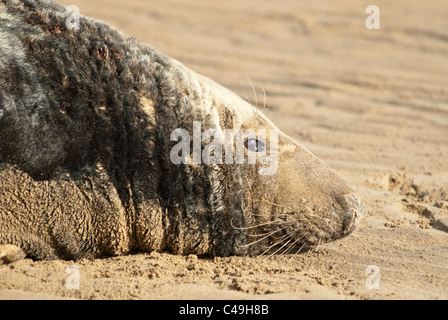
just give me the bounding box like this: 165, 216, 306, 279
240, 193, 364, 257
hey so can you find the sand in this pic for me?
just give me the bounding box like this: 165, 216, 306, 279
1, 0, 447, 300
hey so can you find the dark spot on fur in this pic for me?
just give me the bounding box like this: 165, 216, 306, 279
62, 76, 69, 87
48, 26, 62, 35
96, 45, 110, 61
30, 103, 39, 115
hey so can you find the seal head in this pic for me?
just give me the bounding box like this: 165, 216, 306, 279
0, 0, 362, 261
150, 66, 363, 256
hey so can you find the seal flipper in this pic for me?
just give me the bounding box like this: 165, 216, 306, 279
0, 233, 58, 262
0, 245, 26, 264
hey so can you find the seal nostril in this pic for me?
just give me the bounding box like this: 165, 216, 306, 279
340, 194, 363, 235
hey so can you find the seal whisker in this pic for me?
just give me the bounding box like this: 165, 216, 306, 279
230, 217, 281, 230
289, 242, 307, 261
262, 237, 293, 261
261, 84, 267, 112
238, 226, 288, 248
247, 77, 257, 110
242, 91, 253, 106
256, 233, 290, 259
246, 77, 258, 108
247, 225, 289, 238
280, 235, 304, 256
238, 234, 270, 248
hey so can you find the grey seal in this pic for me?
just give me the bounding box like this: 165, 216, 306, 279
0, 0, 362, 262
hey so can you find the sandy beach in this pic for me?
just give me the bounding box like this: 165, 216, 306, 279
1, 0, 447, 300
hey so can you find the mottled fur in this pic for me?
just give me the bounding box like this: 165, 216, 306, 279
0, 0, 362, 262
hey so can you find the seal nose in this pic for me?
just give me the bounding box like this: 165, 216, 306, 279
339, 194, 363, 236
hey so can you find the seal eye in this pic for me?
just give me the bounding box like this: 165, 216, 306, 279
244, 138, 266, 152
